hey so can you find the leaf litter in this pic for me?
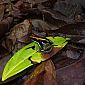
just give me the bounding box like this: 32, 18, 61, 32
0, 0, 85, 85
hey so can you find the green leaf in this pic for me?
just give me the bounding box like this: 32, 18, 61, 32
46, 36, 70, 47
2, 36, 70, 81
2, 42, 39, 81
31, 52, 45, 63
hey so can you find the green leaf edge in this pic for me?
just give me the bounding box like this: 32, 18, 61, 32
2, 49, 36, 81
2, 42, 37, 81
46, 36, 70, 47
2, 36, 70, 81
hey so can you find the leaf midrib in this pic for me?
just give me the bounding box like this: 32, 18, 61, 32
3, 50, 36, 79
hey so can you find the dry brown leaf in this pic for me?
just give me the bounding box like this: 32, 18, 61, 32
24, 60, 57, 85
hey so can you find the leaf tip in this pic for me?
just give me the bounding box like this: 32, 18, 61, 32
2, 71, 7, 81
2, 75, 6, 81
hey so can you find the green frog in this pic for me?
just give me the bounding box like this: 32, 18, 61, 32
30, 36, 53, 53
